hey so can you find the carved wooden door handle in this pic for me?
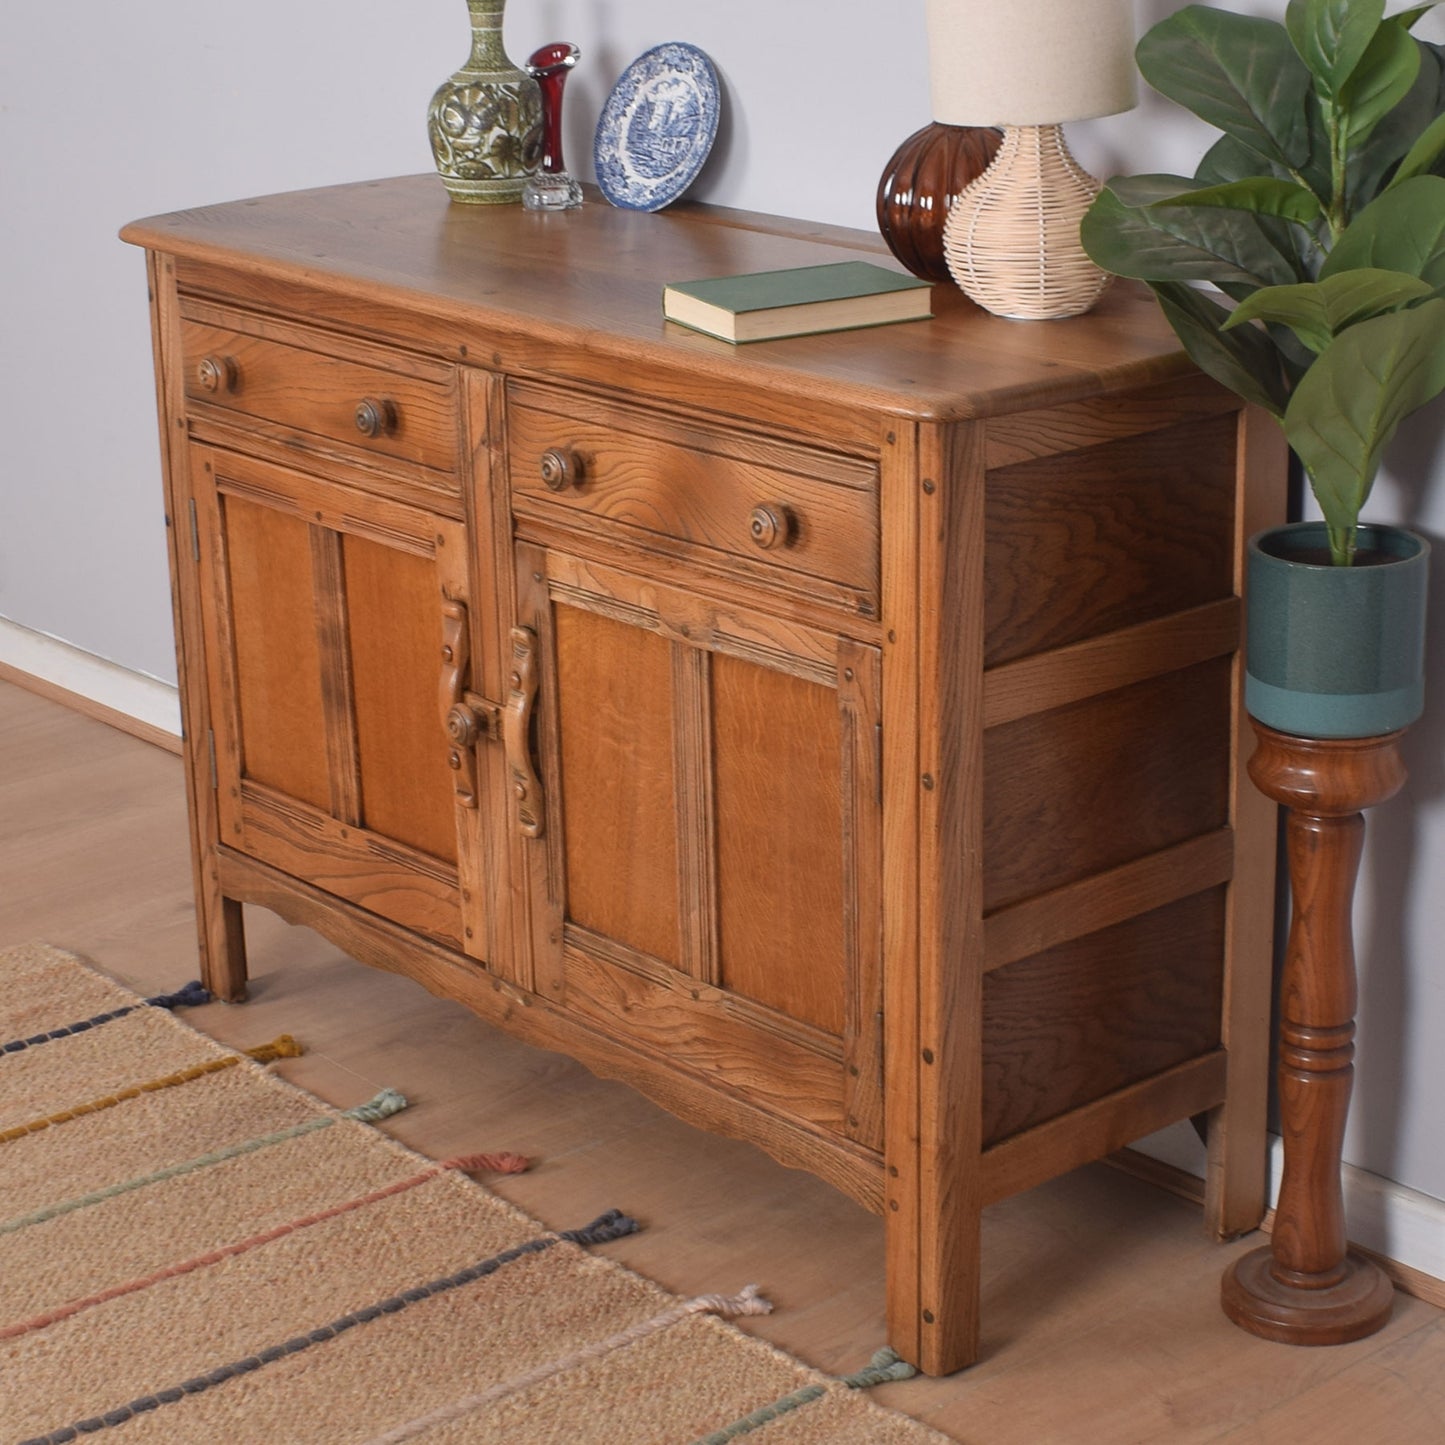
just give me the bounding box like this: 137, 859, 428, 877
504, 626, 545, 838
440, 597, 479, 808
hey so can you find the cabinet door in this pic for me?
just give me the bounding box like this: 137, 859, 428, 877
514, 546, 884, 1150
192, 445, 488, 955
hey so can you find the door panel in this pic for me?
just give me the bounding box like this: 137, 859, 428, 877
345, 533, 460, 865
194, 445, 480, 951
519, 545, 883, 1149
225, 496, 330, 811
554, 606, 680, 965
713, 653, 846, 1036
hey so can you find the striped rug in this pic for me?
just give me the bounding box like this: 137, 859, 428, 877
0, 944, 948, 1444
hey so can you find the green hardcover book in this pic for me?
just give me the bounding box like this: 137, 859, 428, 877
662, 260, 933, 344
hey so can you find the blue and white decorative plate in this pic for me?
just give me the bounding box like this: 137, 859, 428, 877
594, 43, 721, 212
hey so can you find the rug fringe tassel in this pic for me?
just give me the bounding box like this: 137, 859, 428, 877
841, 1346, 917, 1387
444, 1151, 530, 1175
148, 980, 212, 1009
559, 1209, 640, 1246
246, 1034, 302, 1063
688, 1345, 920, 1444
344, 1088, 408, 1122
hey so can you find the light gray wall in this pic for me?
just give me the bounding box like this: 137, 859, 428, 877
2, 3, 1441, 1202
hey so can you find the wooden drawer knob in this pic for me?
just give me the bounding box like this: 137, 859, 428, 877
748, 502, 794, 551
539, 448, 584, 491
355, 397, 396, 438
196, 355, 238, 395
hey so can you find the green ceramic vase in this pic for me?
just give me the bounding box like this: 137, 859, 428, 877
427, 0, 542, 204
1246, 522, 1430, 739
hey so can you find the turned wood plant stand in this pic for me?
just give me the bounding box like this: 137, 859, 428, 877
1222, 721, 1404, 1345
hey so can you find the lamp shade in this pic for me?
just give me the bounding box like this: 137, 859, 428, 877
926, 0, 1138, 127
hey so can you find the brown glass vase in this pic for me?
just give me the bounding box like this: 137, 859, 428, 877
876, 123, 1002, 282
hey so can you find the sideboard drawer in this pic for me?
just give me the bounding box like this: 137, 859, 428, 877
180, 315, 461, 480
507, 380, 879, 607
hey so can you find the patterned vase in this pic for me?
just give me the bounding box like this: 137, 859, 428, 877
427, 0, 543, 204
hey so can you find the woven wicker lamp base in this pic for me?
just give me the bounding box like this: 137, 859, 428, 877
941, 123, 1111, 320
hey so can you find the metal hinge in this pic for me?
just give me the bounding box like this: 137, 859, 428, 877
207, 729, 218, 792
188, 498, 200, 564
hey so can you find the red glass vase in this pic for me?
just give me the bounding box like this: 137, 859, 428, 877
876, 123, 1002, 282
523, 43, 583, 211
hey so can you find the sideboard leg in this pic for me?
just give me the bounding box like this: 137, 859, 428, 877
1220, 723, 1402, 1344
199, 886, 248, 1002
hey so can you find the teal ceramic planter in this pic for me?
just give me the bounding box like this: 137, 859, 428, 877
1246, 522, 1430, 739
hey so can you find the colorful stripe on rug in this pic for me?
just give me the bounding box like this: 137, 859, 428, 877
0, 1087, 409, 1237
0, 980, 211, 1056
16, 1212, 641, 1445
0, 1034, 302, 1144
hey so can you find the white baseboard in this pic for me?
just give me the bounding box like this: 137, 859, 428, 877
0, 618, 180, 738
1134, 1123, 1445, 1289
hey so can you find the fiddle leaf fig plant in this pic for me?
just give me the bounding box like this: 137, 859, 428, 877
1081, 0, 1445, 564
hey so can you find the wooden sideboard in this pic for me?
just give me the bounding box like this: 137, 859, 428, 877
122, 176, 1283, 1375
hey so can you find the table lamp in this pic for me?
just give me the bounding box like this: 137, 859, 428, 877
926, 0, 1138, 319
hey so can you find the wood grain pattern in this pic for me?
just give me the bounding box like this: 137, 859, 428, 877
910, 419, 988, 1375
342, 532, 459, 864
146, 254, 248, 1001
553, 603, 680, 966
982, 887, 1228, 1145
1222, 725, 1406, 1346
984, 415, 1237, 668
713, 651, 847, 1036
221, 493, 330, 812
1208, 403, 1289, 1243
983, 376, 1240, 468
508, 380, 881, 603
212, 846, 884, 1214
181, 317, 460, 478
981, 1052, 1230, 1206
983, 659, 1233, 913
560, 941, 848, 1137
236, 783, 461, 946
123, 177, 1200, 428
123, 179, 1284, 1378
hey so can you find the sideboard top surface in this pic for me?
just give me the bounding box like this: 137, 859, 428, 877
123, 173, 1198, 423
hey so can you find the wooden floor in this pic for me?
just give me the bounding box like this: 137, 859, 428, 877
3, 678, 1442, 1443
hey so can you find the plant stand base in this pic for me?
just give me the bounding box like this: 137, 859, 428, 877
1222, 1245, 1394, 1345
1225, 722, 1407, 1349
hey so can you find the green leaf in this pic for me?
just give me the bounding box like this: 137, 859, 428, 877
1196, 135, 1329, 279
1322, 175, 1445, 284
1285, 298, 1445, 546
1150, 281, 1291, 417
1083, 178, 1306, 289
1339, 18, 1422, 142
1350, 38, 1443, 200
1388, 110, 1445, 186
1222, 269, 1435, 351
1286, 0, 1384, 97
1137, 7, 1315, 170
1149, 177, 1325, 223
1392, 5, 1442, 30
